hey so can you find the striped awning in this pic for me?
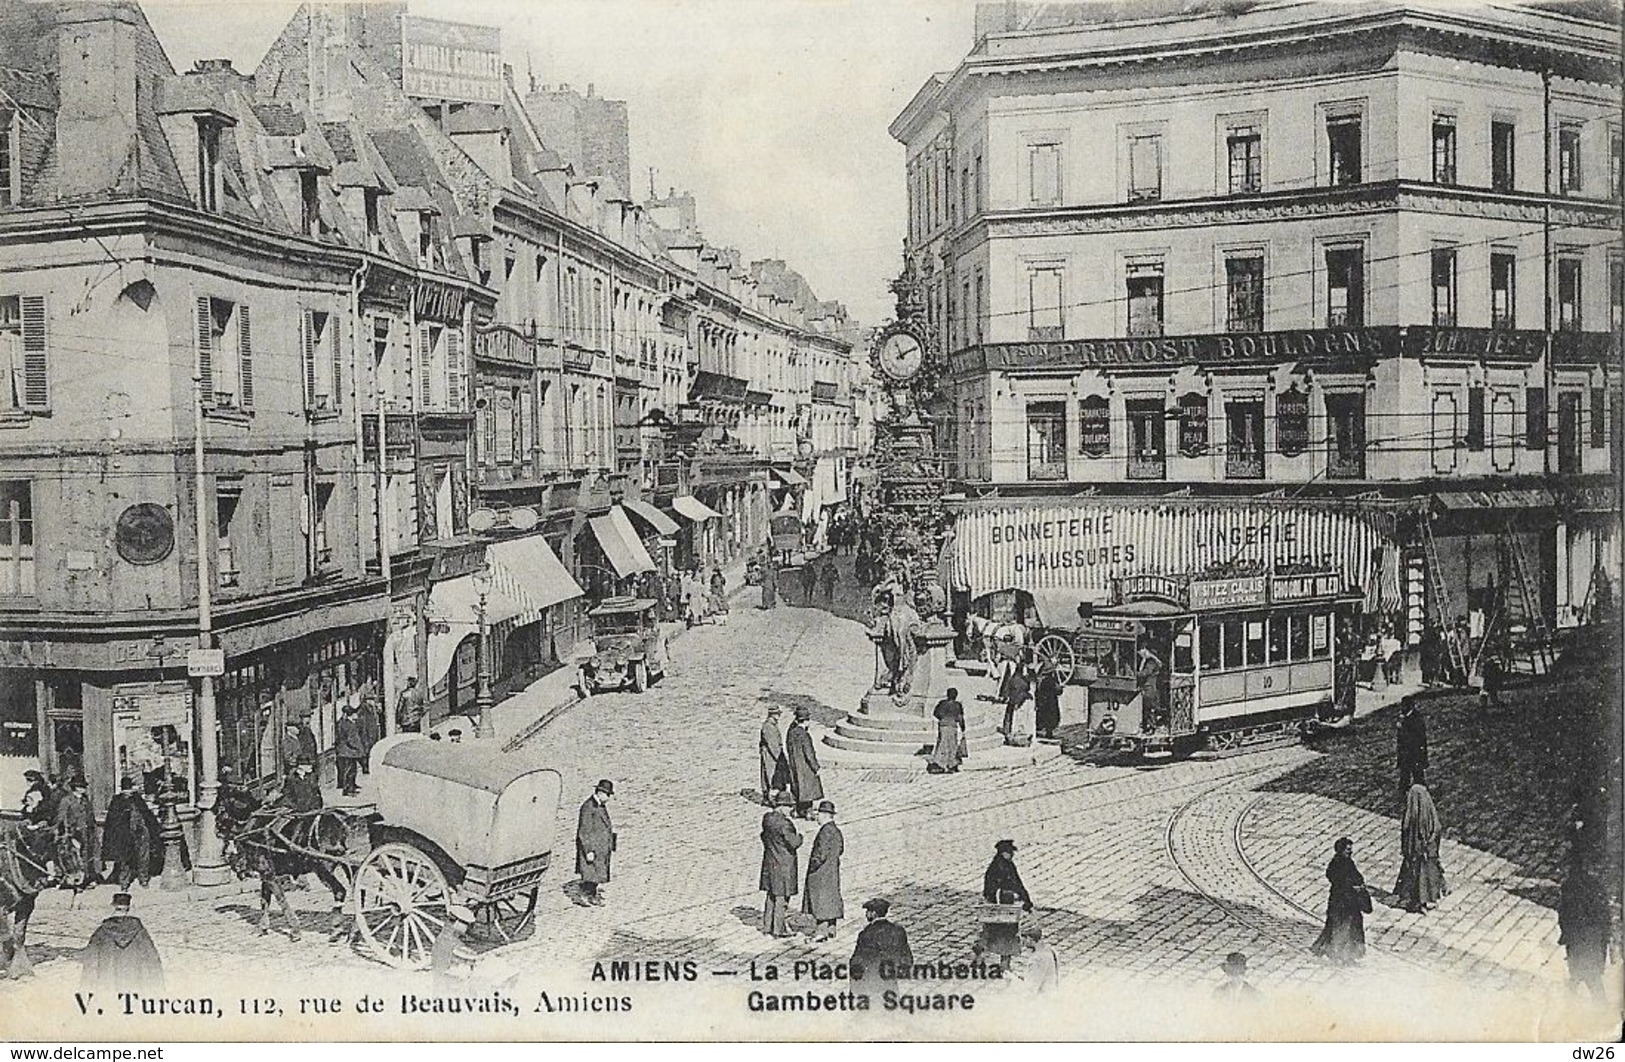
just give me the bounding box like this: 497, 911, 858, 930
671, 495, 722, 522
588, 507, 657, 578
622, 497, 680, 537
486, 535, 584, 626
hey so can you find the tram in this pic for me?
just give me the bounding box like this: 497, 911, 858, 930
1075, 569, 1361, 756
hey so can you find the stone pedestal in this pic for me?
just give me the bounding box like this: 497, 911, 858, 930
860, 622, 955, 717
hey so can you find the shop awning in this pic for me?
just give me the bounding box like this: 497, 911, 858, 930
425, 623, 477, 687
427, 573, 527, 627
588, 507, 657, 578
486, 535, 585, 621
622, 497, 680, 537
671, 494, 722, 522
772, 467, 809, 487
1435, 488, 1557, 511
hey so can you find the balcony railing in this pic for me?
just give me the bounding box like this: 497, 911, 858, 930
1127, 453, 1166, 480
1225, 453, 1265, 479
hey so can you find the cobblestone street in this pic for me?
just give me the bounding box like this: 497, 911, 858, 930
7, 578, 1620, 1039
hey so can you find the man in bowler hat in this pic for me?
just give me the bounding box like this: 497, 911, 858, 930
784, 705, 824, 818
575, 780, 616, 906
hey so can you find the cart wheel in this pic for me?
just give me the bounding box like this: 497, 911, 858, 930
353, 842, 450, 970
1034, 634, 1077, 685
631, 660, 648, 693
474, 887, 539, 944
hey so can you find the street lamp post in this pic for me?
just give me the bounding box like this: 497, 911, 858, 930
472, 563, 495, 739
190, 372, 230, 887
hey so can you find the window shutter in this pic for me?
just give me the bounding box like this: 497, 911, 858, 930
19, 295, 47, 411
237, 303, 253, 409
445, 328, 463, 411
194, 295, 214, 402
418, 324, 433, 410
329, 313, 342, 413
301, 310, 317, 410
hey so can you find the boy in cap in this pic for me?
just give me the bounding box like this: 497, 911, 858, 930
576, 780, 616, 906
850, 898, 912, 999
1214, 951, 1260, 999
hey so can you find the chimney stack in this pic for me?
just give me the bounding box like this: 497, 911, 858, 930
55, 2, 144, 197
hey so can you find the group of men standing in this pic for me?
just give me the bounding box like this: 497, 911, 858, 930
758, 704, 825, 817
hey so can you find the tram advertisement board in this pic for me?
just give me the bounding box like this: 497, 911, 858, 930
1188, 575, 1268, 611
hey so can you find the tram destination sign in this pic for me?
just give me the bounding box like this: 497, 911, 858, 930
1188, 576, 1268, 611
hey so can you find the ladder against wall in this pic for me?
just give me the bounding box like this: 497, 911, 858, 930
1418, 517, 1556, 679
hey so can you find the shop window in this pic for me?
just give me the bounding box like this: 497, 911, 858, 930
1325, 391, 1366, 479
1227, 128, 1262, 194
1491, 120, 1516, 192
1431, 247, 1457, 327
1327, 114, 1362, 186
1491, 252, 1516, 329
1558, 122, 1583, 195
1126, 398, 1166, 480
1326, 247, 1364, 328
1178, 392, 1209, 456
1126, 265, 1164, 337
0, 673, 38, 758
1225, 256, 1264, 332
1026, 401, 1068, 481
1432, 115, 1457, 184
1225, 400, 1265, 479
1465, 385, 1486, 451
1558, 259, 1583, 331
0, 480, 33, 596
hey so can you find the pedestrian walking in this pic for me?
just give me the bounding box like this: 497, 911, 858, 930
819, 560, 837, 604
801, 800, 844, 941
1034, 662, 1062, 740
1394, 783, 1448, 914
396, 677, 425, 733
1381, 626, 1403, 685
760, 558, 778, 609
1478, 651, 1504, 712
784, 705, 824, 817
759, 806, 801, 937
981, 839, 1034, 970
926, 688, 967, 774
80, 892, 163, 994
1396, 698, 1428, 789
101, 777, 162, 889
1558, 859, 1611, 999
1019, 924, 1060, 994
1419, 623, 1443, 687
53, 776, 98, 886
336, 703, 365, 797
575, 780, 615, 906
356, 694, 382, 775
800, 563, 817, 605
710, 566, 729, 620
850, 898, 912, 1000
1000, 661, 1032, 741
1309, 837, 1369, 965
759, 705, 789, 805
1213, 952, 1260, 1000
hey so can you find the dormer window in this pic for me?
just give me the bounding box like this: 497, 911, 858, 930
196, 119, 222, 212
363, 189, 382, 251
299, 170, 320, 236
0, 109, 17, 207
418, 211, 438, 270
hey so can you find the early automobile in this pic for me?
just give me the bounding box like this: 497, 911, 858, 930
584, 596, 667, 692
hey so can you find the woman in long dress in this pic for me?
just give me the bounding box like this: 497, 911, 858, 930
927, 689, 966, 773
1394, 783, 1448, 913
1310, 836, 1368, 965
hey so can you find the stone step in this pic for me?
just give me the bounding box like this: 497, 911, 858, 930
822, 728, 1007, 754
833, 716, 1000, 744
843, 710, 1001, 733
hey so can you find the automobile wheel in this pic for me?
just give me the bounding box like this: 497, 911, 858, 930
631, 660, 648, 693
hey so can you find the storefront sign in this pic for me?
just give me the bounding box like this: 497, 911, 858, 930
1404, 327, 1616, 366
401, 16, 503, 105
1080, 396, 1110, 457
187, 648, 226, 677
1276, 389, 1309, 457
1271, 571, 1343, 603
973, 327, 1396, 374
0, 640, 51, 667
1189, 576, 1269, 611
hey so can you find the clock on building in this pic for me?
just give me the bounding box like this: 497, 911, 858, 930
874, 327, 926, 382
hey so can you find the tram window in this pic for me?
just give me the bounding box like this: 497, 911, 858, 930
1222, 620, 1244, 669
1310, 613, 1331, 657
1289, 613, 1310, 660
1268, 615, 1289, 662
1173, 629, 1194, 673
1245, 619, 1267, 665
1200, 623, 1221, 671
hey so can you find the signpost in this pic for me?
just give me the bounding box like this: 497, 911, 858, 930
187, 648, 226, 678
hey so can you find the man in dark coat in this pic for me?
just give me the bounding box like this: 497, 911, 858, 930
336, 703, 366, 796
1397, 698, 1428, 789
102, 777, 162, 889
850, 898, 912, 1000
819, 560, 837, 604
784, 706, 824, 818
575, 780, 615, 906
295, 716, 319, 766
800, 563, 817, 605
760, 806, 801, 937
1559, 859, 1611, 998
21, 771, 56, 825
1034, 663, 1063, 740
759, 706, 789, 806
801, 800, 844, 941
356, 694, 383, 774
54, 776, 98, 886
396, 677, 426, 733
276, 758, 323, 813
80, 892, 162, 994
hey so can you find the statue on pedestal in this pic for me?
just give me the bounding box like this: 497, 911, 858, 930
870, 587, 924, 699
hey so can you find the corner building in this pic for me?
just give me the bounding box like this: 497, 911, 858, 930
895, 1, 1622, 644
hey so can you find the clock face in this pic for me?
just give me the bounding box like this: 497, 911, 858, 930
877, 332, 925, 381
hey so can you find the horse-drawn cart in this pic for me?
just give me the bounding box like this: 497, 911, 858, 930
223, 736, 563, 970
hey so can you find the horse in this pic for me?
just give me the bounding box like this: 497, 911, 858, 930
0, 820, 71, 979
217, 799, 358, 942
